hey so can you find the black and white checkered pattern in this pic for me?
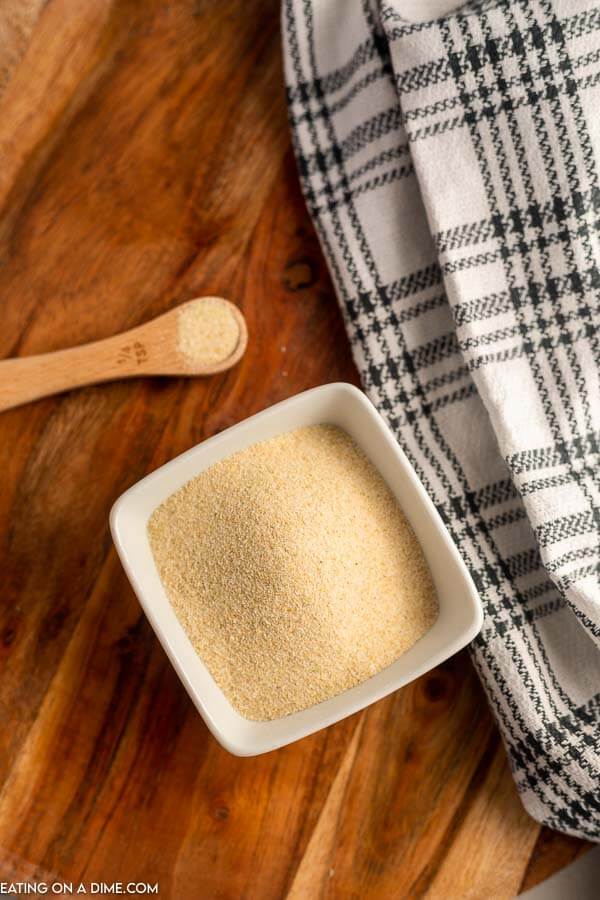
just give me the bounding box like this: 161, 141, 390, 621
283, 0, 599, 839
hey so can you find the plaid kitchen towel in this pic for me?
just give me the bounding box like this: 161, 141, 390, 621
283, 0, 600, 839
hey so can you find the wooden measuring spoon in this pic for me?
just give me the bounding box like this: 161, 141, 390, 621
0, 297, 248, 413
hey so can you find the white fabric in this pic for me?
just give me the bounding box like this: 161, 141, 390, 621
283, 0, 600, 838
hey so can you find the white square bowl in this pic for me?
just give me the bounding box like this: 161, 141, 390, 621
110, 382, 482, 756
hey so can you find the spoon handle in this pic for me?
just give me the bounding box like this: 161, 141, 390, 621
0, 332, 152, 413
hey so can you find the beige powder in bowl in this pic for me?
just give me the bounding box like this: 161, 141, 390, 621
147, 424, 439, 720
177, 298, 240, 368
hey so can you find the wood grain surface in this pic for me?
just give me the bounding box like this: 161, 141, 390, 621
0, 1, 592, 897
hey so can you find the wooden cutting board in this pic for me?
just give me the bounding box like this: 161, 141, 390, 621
0, 1, 592, 896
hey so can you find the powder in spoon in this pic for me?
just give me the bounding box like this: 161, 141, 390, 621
147, 424, 438, 720
177, 298, 240, 368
